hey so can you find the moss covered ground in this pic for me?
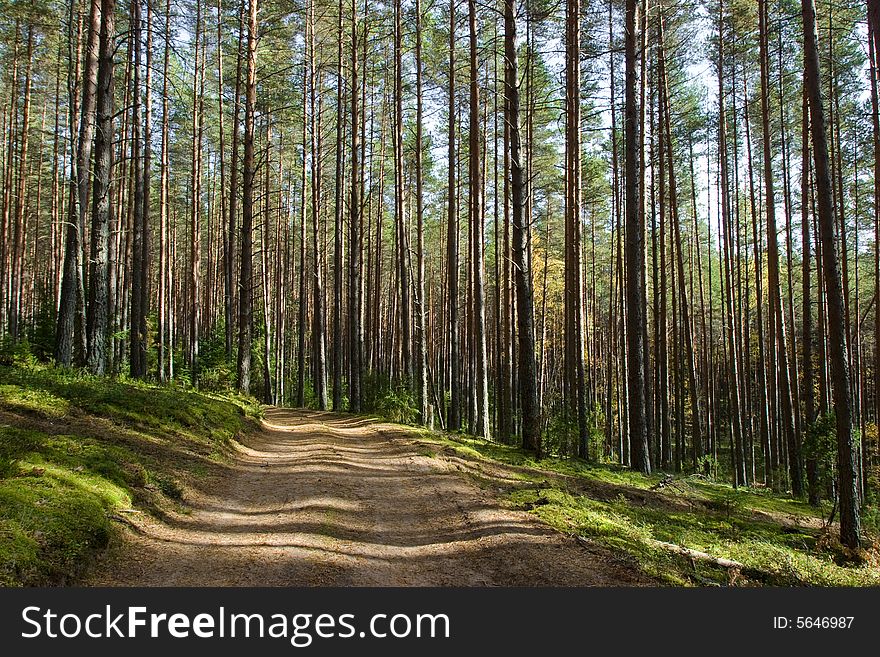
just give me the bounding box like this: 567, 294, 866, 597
0, 364, 260, 586
412, 429, 880, 586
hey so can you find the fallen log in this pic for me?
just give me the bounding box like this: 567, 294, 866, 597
651, 540, 784, 584
652, 540, 744, 570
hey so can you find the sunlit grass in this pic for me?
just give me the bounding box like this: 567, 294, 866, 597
0, 363, 260, 586
413, 428, 880, 586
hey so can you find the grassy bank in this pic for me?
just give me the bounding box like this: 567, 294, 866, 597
412, 429, 880, 586
0, 363, 260, 586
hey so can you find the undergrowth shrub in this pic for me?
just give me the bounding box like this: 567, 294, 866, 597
543, 404, 605, 460
362, 372, 418, 424
805, 413, 839, 504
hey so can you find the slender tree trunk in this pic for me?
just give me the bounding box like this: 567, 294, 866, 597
332, 0, 346, 410
308, 0, 328, 410
157, 0, 172, 381
801, 0, 860, 549
467, 0, 489, 438
0, 22, 18, 339
295, 37, 307, 406
189, 2, 204, 385
447, 0, 460, 430
625, 0, 650, 473
86, 0, 116, 375
505, 0, 539, 453
237, 0, 258, 393
217, 0, 232, 359
349, 0, 363, 412
393, 0, 411, 383
565, 0, 588, 457
868, 0, 880, 503
56, 1, 97, 366
801, 74, 818, 505
415, 0, 428, 423
130, 0, 146, 378
9, 27, 32, 341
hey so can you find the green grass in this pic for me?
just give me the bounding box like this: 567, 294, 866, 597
413, 429, 880, 586
0, 363, 261, 586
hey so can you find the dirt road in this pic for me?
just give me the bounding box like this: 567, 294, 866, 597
86, 408, 650, 586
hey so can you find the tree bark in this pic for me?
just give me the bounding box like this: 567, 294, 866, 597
237, 0, 258, 393
309, 0, 328, 410
86, 0, 116, 375
129, 0, 146, 378
415, 0, 428, 423
446, 0, 460, 431
332, 0, 346, 410
348, 0, 363, 412
468, 0, 490, 438
565, 0, 588, 458
626, 0, 650, 473
801, 0, 861, 548
56, 0, 98, 366
505, 0, 539, 453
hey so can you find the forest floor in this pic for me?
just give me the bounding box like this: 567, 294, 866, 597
83, 407, 650, 586
3, 363, 878, 587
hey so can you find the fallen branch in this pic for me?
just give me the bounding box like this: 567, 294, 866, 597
652, 540, 784, 584
650, 475, 675, 491
652, 540, 744, 570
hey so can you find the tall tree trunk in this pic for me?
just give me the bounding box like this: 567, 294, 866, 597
141, 0, 152, 376
468, 0, 490, 438
415, 0, 428, 423
801, 0, 860, 549
309, 0, 328, 410
868, 0, 880, 506
56, 0, 97, 366
0, 22, 18, 339
717, 0, 746, 486
348, 0, 363, 412
393, 0, 411, 383
625, 0, 650, 473
260, 121, 274, 403
802, 75, 818, 505
130, 0, 146, 378
9, 27, 32, 340
296, 40, 307, 406
189, 1, 203, 385
446, 0, 460, 430
157, 0, 172, 381
657, 57, 670, 468
332, 0, 346, 410
217, 0, 231, 359
565, 0, 589, 457
237, 0, 258, 393
505, 0, 539, 453
86, 0, 116, 375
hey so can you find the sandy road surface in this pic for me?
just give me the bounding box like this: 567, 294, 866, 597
86, 408, 650, 586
